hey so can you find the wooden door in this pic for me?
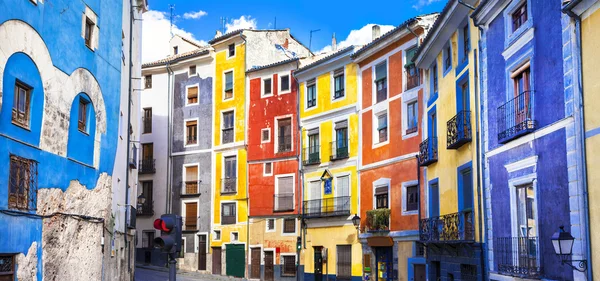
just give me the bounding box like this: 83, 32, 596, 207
264, 251, 274, 281
212, 247, 221, 275
198, 235, 206, 271
313, 247, 323, 281
250, 248, 261, 279
414, 264, 426, 281
226, 244, 245, 277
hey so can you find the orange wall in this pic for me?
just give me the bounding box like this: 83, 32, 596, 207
248, 160, 299, 217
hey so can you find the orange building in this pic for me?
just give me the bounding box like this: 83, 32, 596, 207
352, 16, 437, 281
246, 58, 302, 281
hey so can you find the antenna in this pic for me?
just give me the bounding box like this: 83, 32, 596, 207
169, 4, 175, 38
220, 17, 228, 34
309, 29, 321, 54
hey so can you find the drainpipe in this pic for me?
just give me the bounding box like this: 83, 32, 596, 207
457, 0, 476, 10
125, 0, 135, 275
240, 34, 252, 280
473, 47, 487, 281
406, 25, 419, 46
562, 3, 593, 279
165, 63, 173, 213
293, 61, 306, 252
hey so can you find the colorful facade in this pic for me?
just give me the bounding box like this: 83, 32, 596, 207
295, 46, 362, 281
352, 16, 436, 281
246, 58, 302, 281
413, 1, 484, 280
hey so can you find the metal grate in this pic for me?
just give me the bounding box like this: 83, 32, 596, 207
0, 255, 14, 279
283, 218, 296, 233
8, 155, 38, 211
460, 264, 478, 281
282, 256, 296, 276
497, 91, 536, 143
337, 245, 352, 279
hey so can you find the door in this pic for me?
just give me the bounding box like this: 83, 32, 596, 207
142, 143, 153, 160
335, 175, 350, 212
375, 247, 393, 281
250, 248, 261, 279
198, 235, 207, 271
212, 247, 222, 275
308, 181, 321, 215
184, 202, 197, 231
313, 246, 323, 281
414, 264, 426, 281
513, 66, 531, 125
226, 244, 245, 277
264, 251, 274, 281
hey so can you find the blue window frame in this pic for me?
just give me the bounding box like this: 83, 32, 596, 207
457, 162, 473, 212
428, 106, 437, 138
429, 179, 439, 217
456, 71, 470, 113
443, 43, 452, 76
428, 63, 439, 106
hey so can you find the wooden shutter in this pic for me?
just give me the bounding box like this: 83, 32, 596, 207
375, 62, 387, 81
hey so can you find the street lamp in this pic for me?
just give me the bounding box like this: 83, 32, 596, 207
137, 193, 146, 208
551, 225, 587, 272
352, 214, 360, 233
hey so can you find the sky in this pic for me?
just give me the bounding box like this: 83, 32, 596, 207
141, 0, 447, 63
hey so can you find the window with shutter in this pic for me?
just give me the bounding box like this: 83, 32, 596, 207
187, 86, 199, 104
222, 203, 236, 225
186, 120, 197, 145
282, 256, 296, 276
276, 176, 294, 211
375, 62, 387, 103
222, 111, 234, 143
337, 245, 352, 279
185, 202, 198, 230
224, 71, 233, 99
283, 218, 296, 233
277, 118, 292, 152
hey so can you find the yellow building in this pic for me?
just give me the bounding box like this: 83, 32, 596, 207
413, 0, 484, 279
294, 46, 362, 281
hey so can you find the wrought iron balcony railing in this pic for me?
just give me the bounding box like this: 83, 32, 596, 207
366, 208, 390, 232
278, 135, 292, 153
418, 137, 438, 166
182, 181, 200, 195
494, 237, 542, 279
221, 178, 237, 194
303, 196, 350, 218
138, 159, 156, 174
302, 146, 320, 166
143, 116, 152, 134
274, 193, 294, 212
406, 74, 420, 90
330, 140, 349, 161
136, 201, 154, 216
182, 216, 199, 231
447, 110, 472, 149
498, 91, 536, 143
419, 210, 474, 243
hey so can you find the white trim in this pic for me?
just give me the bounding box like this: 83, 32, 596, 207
263, 162, 273, 177
372, 59, 390, 106
334, 172, 352, 199
307, 178, 322, 201
261, 75, 274, 98
183, 117, 200, 148
220, 151, 238, 194
372, 178, 391, 209
171, 148, 213, 156
508, 175, 539, 242
182, 162, 200, 194
280, 217, 298, 236
213, 229, 221, 241
279, 253, 298, 274
220, 107, 236, 145
502, 28, 534, 60
265, 218, 276, 233
196, 232, 209, 254
360, 152, 419, 171
220, 200, 239, 225
300, 104, 358, 125
581, 1, 600, 20
274, 114, 294, 154
230, 231, 239, 242
185, 83, 200, 106
331, 115, 351, 159
222, 68, 235, 101
504, 155, 538, 173
182, 237, 187, 254
401, 88, 419, 140
278, 71, 292, 95
275, 173, 296, 211
226, 43, 237, 60
401, 180, 419, 216
304, 78, 318, 112
261, 128, 271, 143
188, 65, 197, 77
372, 108, 390, 148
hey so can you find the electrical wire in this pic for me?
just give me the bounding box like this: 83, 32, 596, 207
0, 209, 104, 223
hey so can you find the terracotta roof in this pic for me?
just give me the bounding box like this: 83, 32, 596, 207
176, 35, 204, 49
413, 0, 458, 63
246, 57, 301, 73
294, 46, 356, 75
207, 29, 244, 45
142, 47, 211, 68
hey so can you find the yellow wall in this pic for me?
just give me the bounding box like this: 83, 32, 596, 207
304, 225, 362, 277
302, 164, 359, 215
302, 114, 359, 162
299, 63, 359, 119
249, 219, 304, 264
581, 8, 600, 281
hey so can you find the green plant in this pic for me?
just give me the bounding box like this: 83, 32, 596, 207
366, 208, 390, 231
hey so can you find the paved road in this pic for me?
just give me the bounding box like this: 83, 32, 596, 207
135, 267, 213, 281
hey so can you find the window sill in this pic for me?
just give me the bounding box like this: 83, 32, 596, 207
12, 121, 31, 131
78, 129, 89, 136
220, 191, 237, 195
455, 58, 469, 75
427, 92, 438, 107
443, 66, 452, 77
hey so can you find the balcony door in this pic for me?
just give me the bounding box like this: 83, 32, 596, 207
276, 176, 294, 211
142, 143, 153, 161
185, 165, 198, 195
335, 176, 349, 212
308, 180, 321, 215
278, 118, 292, 152
512, 64, 531, 125
184, 202, 197, 231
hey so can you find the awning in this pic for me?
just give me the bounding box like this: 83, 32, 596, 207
367, 236, 394, 247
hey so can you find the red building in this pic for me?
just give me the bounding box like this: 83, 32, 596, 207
246, 58, 302, 280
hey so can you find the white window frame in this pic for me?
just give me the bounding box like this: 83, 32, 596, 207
188, 65, 197, 77
182, 163, 200, 194
81, 6, 99, 50
372, 59, 390, 106
275, 173, 296, 212
372, 106, 390, 148
401, 180, 419, 216
220, 200, 238, 225
333, 172, 352, 198
184, 117, 200, 148
261, 128, 271, 143
182, 198, 200, 233
222, 68, 235, 101
221, 151, 238, 194
304, 79, 318, 112
220, 108, 236, 145
331, 67, 347, 102
279, 72, 292, 95
372, 178, 391, 210
281, 217, 298, 236
261, 75, 274, 98
213, 230, 221, 241
402, 90, 419, 140
266, 218, 276, 233
227, 43, 236, 59
274, 114, 294, 154
231, 231, 239, 242
263, 162, 273, 176
185, 83, 200, 106
181, 237, 187, 254
402, 42, 420, 92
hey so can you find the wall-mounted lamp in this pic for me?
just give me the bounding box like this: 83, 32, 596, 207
551, 225, 587, 272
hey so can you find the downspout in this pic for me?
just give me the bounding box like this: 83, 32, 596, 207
563, 4, 593, 279
165, 63, 174, 213
293, 62, 306, 250
125, 0, 134, 275
457, 0, 476, 10
473, 47, 487, 281
241, 34, 251, 280
406, 25, 419, 46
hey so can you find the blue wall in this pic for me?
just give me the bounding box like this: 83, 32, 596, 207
67, 93, 97, 166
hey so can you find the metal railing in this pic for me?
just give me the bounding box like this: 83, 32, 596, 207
274, 193, 294, 212
497, 91, 536, 143
303, 196, 351, 218
447, 110, 472, 149
376, 86, 387, 103
277, 135, 292, 153
418, 138, 438, 166
221, 178, 237, 194
302, 146, 320, 165
143, 116, 152, 134
494, 237, 542, 279
136, 201, 154, 216
330, 140, 349, 161
181, 216, 199, 231
183, 181, 200, 195
186, 135, 197, 145
406, 73, 420, 90
419, 210, 474, 242
138, 159, 156, 174
222, 128, 234, 144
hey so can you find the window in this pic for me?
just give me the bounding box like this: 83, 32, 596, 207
221, 203, 236, 225
187, 86, 199, 104
228, 44, 235, 57
405, 46, 420, 90
416, 242, 425, 257
432, 64, 439, 93
334, 121, 349, 159
515, 184, 537, 238
261, 128, 270, 143
85, 18, 94, 48
512, 64, 531, 96
214, 230, 221, 240
306, 131, 320, 164
222, 111, 234, 144
337, 245, 352, 279
375, 62, 387, 103
224, 71, 233, 99
407, 101, 418, 134
184, 165, 199, 194
263, 77, 272, 96
78, 98, 88, 133
277, 118, 292, 152
267, 219, 275, 231
462, 25, 470, 62
406, 185, 418, 212
264, 162, 272, 176
8, 155, 37, 211
333, 68, 345, 99
12, 81, 31, 128
512, 2, 528, 32
283, 218, 296, 233
231, 232, 239, 241
223, 156, 236, 193
141, 143, 154, 161
276, 176, 294, 211
142, 231, 155, 248
143, 108, 152, 134
429, 183, 440, 217
184, 202, 198, 230
173, 46, 178, 55
139, 181, 153, 214
0, 255, 15, 281
377, 113, 388, 143
375, 186, 388, 209
189, 65, 196, 76
444, 44, 452, 71
282, 256, 296, 276
280, 74, 290, 93
186, 120, 197, 145
306, 79, 316, 108
145, 75, 152, 89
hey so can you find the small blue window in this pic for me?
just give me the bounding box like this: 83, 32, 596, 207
443, 43, 452, 74
67, 93, 96, 165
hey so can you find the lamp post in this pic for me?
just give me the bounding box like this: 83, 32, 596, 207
352, 214, 360, 235
137, 193, 146, 210
551, 225, 587, 272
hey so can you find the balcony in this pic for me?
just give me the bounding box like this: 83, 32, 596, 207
136, 201, 154, 216
498, 91, 536, 144
222, 128, 234, 144
419, 210, 474, 243
406, 73, 420, 90
127, 205, 136, 229
186, 135, 197, 146
277, 135, 292, 153
330, 140, 349, 161
494, 237, 541, 279
143, 116, 152, 134
138, 159, 156, 174
418, 138, 438, 166
302, 146, 320, 166
182, 181, 201, 196
447, 110, 472, 149
182, 216, 199, 231
221, 178, 237, 194
303, 196, 350, 218
366, 208, 390, 232
274, 193, 294, 212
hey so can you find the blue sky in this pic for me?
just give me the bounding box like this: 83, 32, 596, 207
142, 0, 447, 63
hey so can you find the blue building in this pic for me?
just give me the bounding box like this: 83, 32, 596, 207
0, 0, 145, 279
473, 0, 590, 280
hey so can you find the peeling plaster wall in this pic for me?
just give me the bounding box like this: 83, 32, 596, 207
244, 30, 312, 70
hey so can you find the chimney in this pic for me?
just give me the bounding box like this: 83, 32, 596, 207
283, 38, 289, 49
332, 33, 337, 51
215, 30, 222, 38
372, 25, 381, 40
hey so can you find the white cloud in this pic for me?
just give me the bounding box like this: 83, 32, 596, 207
225, 16, 257, 33
141, 10, 207, 63
412, 0, 443, 10
183, 10, 207, 20
317, 24, 395, 54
